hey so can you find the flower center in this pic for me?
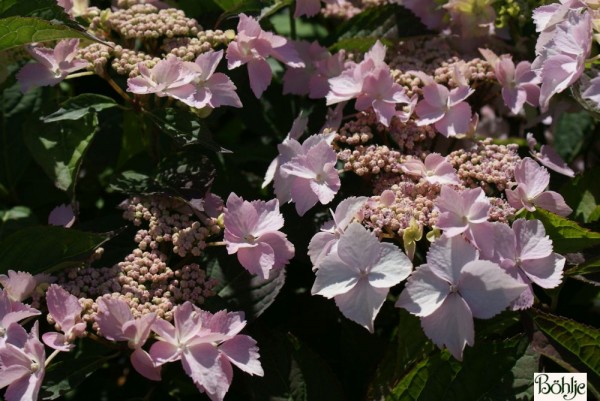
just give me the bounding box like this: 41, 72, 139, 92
449, 284, 459, 293
244, 234, 257, 243
315, 173, 325, 184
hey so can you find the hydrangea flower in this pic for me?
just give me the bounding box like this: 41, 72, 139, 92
181, 50, 242, 109
326, 41, 413, 126
127, 57, 196, 99
532, 8, 592, 109
415, 79, 474, 137
311, 222, 412, 332
282, 41, 345, 99
294, 0, 341, 17
226, 13, 303, 98
400, 153, 460, 185
42, 284, 86, 351
0, 322, 45, 401
480, 220, 565, 310
149, 302, 263, 401
280, 136, 341, 216
96, 297, 160, 380
16, 39, 88, 93
223, 193, 295, 278
308, 196, 368, 269
0, 290, 40, 343
48, 203, 76, 228
435, 186, 491, 238
262, 113, 308, 194
526, 133, 574, 177
0, 271, 37, 302
505, 157, 572, 216
396, 236, 527, 360
480, 49, 540, 114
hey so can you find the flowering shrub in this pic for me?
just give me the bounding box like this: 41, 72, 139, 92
0, 0, 599, 400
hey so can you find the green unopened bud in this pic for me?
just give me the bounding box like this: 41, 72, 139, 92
403, 218, 423, 261
217, 213, 224, 229
426, 227, 441, 243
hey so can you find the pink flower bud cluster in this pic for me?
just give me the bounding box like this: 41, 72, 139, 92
111, 47, 161, 76
107, 4, 200, 39
122, 196, 220, 257
77, 42, 115, 73
162, 31, 233, 61
360, 178, 440, 236
338, 145, 404, 176
447, 139, 521, 194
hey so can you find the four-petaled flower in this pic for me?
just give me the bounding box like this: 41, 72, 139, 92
0, 322, 46, 401
96, 297, 161, 380
149, 302, 263, 401
479, 219, 565, 310
17, 39, 88, 93
223, 193, 295, 278
396, 236, 527, 360
226, 13, 303, 98
400, 153, 460, 185
415, 80, 474, 137
311, 222, 412, 332
280, 136, 341, 216
42, 284, 86, 351
505, 157, 572, 216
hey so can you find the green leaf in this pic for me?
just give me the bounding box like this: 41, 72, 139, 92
566, 256, 600, 276
0, 16, 92, 52
146, 108, 231, 153
23, 112, 99, 192
110, 151, 216, 200
41, 338, 120, 400
553, 111, 594, 162
330, 37, 393, 53
0, 225, 112, 274
386, 336, 532, 401
533, 311, 600, 377
42, 94, 118, 122
334, 4, 406, 40
525, 209, 600, 253
561, 167, 600, 223
0, 206, 37, 238
368, 310, 433, 400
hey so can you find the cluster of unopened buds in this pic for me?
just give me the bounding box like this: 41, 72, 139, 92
4, 0, 597, 399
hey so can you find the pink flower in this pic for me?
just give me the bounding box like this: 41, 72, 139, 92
400, 153, 460, 185
480, 49, 540, 114
16, 39, 88, 93
223, 193, 295, 278
48, 203, 76, 228
480, 220, 565, 310
280, 136, 341, 216
526, 133, 574, 177
532, 8, 592, 109
312, 222, 412, 332
505, 157, 572, 216
415, 81, 474, 137
396, 236, 527, 360
435, 186, 491, 238
308, 196, 368, 269
294, 0, 341, 17
226, 14, 303, 98
42, 284, 86, 351
326, 41, 412, 126
95, 297, 160, 381
127, 57, 196, 100
283, 41, 345, 99
0, 271, 37, 302
181, 50, 242, 109
149, 302, 263, 401
0, 322, 45, 401
0, 290, 40, 342
262, 112, 308, 192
